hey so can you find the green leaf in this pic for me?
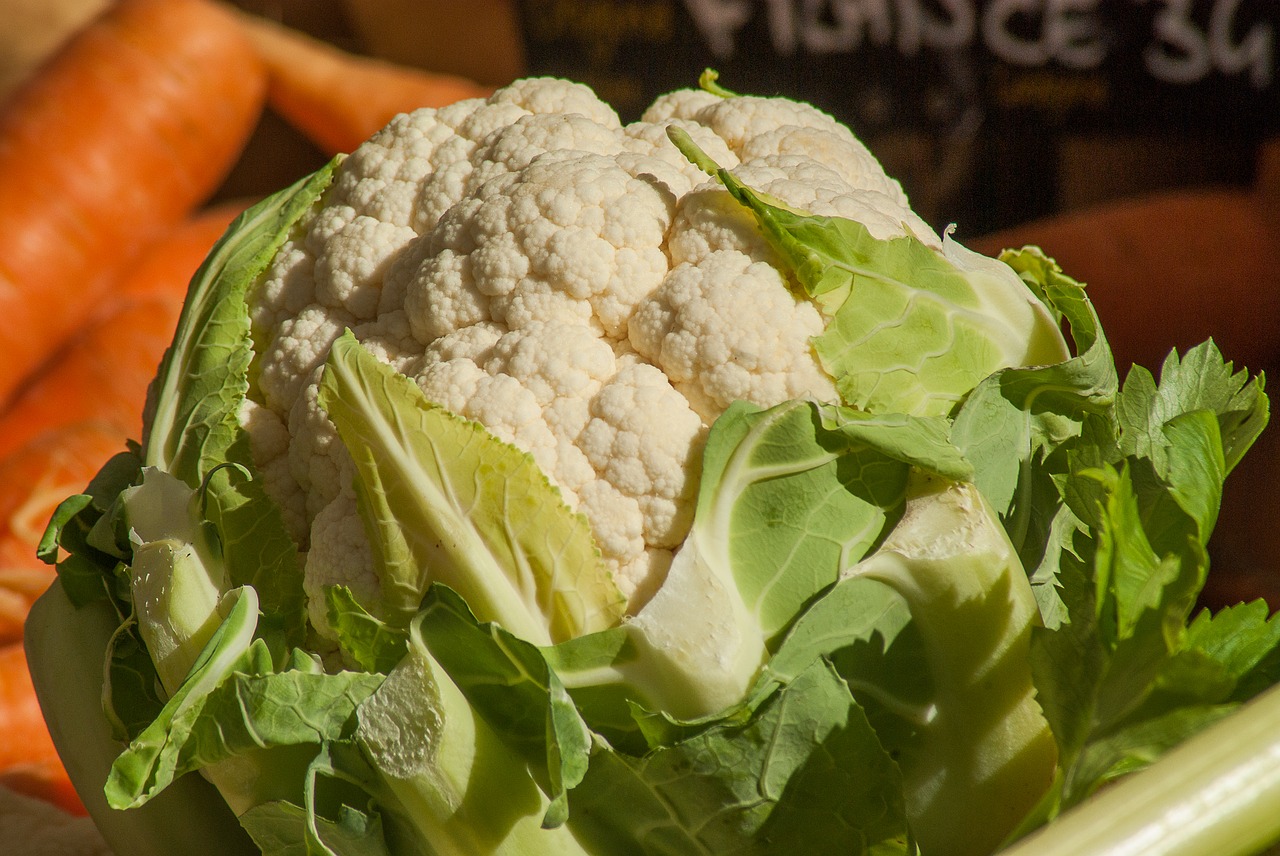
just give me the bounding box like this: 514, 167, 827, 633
325, 585, 409, 675
237, 741, 395, 856
40, 449, 145, 608
143, 164, 338, 648
568, 658, 911, 856
107, 587, 380, 810
239, 800, 390, 856
703, 400, 932, 643
1091, 464, 1180, 646
1117, 341, 1268, 479
1026, 559, 1108, 781
757, 574, 912, 697
102, 617, 171, 743
950, 248, 1117, 593
542, 628, 657, 754
318, 330, 624, 644
25, 579, 261, 856
1028, 432, 1280, 819
39, 449, 140, 565
1185, 600, 1280, 699
354, 607, 593, 855
413, 585, 593, 828
144, 161, 336, 479
107, 587, 262, 808
123, 467, 234, 695
618, 399, 951, 720
667, 126, 1069, 418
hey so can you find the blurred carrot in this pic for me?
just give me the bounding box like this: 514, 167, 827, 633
235, 10, 493, 155
0, 642, 82, 814
0, 0, 266, 408
0, 421, 125, 645
0, 200, 249, 462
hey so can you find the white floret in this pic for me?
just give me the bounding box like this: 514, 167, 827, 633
286, 367, 354, 522
618, 119, 738, 199
629, 250, 837, 421
738, 124, 909, 205
399, 152, 676, 345
666, 183, 779, 267
731, 157, 935, 244
241, 77, 930, 634
257, 304, 353, 414
329, 97, 491, 228
490, 77, 623, 127
307, 206, 419, 321
683, 94, 849, 155
639, 88, 724, 122
251, 239, 317, 334
239, 399, 307, 545
303, 486, 380, 637
578, 361, 706, 550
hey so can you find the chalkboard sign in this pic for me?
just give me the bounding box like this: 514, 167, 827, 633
517, 0, 1276, 130
516, 0, 1275, 228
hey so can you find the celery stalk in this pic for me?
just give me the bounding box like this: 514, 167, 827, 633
999, 681, 1280, 856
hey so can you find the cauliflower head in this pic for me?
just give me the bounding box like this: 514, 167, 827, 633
241, 77, 983, 637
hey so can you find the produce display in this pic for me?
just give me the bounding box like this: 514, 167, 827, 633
4, 2, 1280, 856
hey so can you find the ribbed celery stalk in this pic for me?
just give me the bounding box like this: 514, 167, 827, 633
1000, 681, 1280, 856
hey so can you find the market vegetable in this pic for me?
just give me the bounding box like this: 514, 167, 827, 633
0, 0, 265, 406
27, 74, 1280, 856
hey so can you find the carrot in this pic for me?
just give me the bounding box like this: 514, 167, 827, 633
0, 0, 266, 409
0, 421, 126, 645
0, 200, 249, 463
0, 642, 82, 814
969, 189, 1280, 374
234, 10, 494, 156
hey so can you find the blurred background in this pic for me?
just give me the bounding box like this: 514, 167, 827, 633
2, 0, 1277, 607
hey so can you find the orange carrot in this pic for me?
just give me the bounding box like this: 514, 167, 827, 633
0, 642, 82, 814
0, 200, 249, 462
0, 421, 125, 645
0, 0, 266, 409
235, 10, 493, 155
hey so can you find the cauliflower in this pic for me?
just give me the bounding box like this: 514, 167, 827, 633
49, 74, 1224, 856
244, 76, 941, 631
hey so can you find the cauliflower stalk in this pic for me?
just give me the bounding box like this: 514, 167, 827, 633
27, 74, 1279, 856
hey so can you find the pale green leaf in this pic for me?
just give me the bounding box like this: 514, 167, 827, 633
318, 330, 624, 644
